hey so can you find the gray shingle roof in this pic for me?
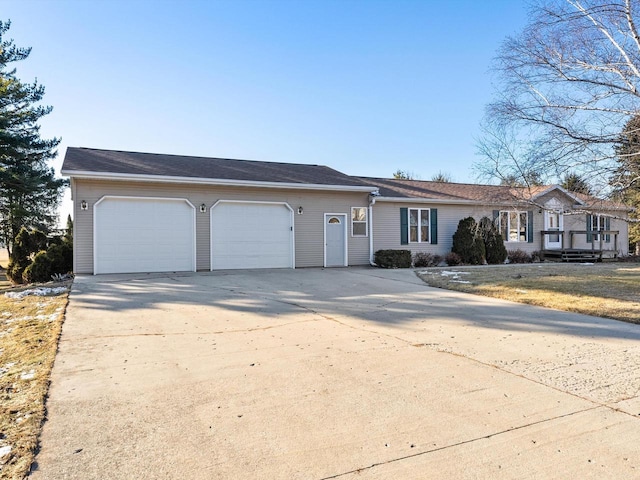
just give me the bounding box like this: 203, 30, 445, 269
357, 177, 522, 203
62, 147, 371, 188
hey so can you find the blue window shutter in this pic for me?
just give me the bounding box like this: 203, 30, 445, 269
586, 214, 593, 243
527, 211, 534, 243
605, 217, 611, 243
430, 208, 438, 244
400, 208, 408, 245
493, 210, 499, 222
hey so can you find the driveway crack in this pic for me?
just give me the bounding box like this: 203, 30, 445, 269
317, 405, 602, 480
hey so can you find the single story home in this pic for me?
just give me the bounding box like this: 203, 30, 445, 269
62, 147, 631, 274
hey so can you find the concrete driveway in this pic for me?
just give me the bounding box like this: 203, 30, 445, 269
32, 267, 640, 479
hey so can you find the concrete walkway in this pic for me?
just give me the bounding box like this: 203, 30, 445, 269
32, 267, 640, 479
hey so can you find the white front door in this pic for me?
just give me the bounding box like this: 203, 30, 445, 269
544, 210, 563, 249
324, 214, 347, 267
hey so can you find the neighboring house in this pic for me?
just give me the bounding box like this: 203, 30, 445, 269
62, 147, 631, 274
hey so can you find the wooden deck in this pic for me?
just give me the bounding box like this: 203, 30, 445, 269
540, 229, 620, 262
541, 248, 614, 262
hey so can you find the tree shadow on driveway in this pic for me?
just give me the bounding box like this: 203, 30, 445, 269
67, 267, 640, 342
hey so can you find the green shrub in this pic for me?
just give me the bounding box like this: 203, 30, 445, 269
445, 252, 462, 266
46, 242, 73, 275
6, 227, 73, 284
479, 217, 507, 264
413, 252, 443, 268
22, 242, 73, 283
375, 249, 412, 268
22, 251, 52, 283
6, 227, 48, 283
6, 261, 27, 284
452, 217, 485, 265
507, 249, 532, 263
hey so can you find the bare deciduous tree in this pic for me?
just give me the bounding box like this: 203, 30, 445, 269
477, 0, 640, 196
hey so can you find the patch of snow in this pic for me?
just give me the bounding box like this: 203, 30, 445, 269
440, 271, 471, 276
0, 445, 11, 458
580, 263, 595, 266
15, 413, 30, 424
20, 370, 35, 380
35, 313, 59, 322
5, 286, 68, 299
450, 280, 471, 284
515, 289, 529, 294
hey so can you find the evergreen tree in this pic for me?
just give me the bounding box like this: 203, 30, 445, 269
561, 173, 592, 195
479, 216, 507, 264
0, 20, 66, 256
451, 217, 485, 265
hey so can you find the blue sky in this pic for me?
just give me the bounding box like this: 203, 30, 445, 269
4, 0, 528, 222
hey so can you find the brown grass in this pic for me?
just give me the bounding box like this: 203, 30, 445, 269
0, 287, 68, 479
416, 263, 640, 324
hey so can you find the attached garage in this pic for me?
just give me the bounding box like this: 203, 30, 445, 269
211, 201, 294, 270
94, 196, 196, 274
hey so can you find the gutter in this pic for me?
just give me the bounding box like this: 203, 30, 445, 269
368, 192, 379, 266
62, 170, 379, 193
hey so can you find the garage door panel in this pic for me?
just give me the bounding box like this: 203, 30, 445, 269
95, 198, 195, 274
211, 202, 293, 270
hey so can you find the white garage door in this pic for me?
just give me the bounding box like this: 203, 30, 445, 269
94, 197, 195, 274
211, 202, 293, 270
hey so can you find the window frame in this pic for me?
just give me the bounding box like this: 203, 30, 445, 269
498, 210, 529, 243
408, 208, 430, 243
351, 207, 368, 237
590, 214, 610, 242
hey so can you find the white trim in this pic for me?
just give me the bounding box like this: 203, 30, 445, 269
544, 210, 563, 249
350, 206, 368, 237
64, 170, 377, 193
93, 195, 197, 275
498, 210, 529, 243
209, 200, 295, 270
407, 207, 431, 244
324, 213, 348, 268
532, 185, 585, 205
374, 196, 507, 206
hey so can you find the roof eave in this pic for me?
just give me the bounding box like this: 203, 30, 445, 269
61, 170, 378, 193
374, 196, 518, 206
532, 185, 585, 205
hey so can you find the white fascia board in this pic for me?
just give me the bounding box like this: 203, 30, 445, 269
374, 196, 508, 206
532, 185, 585, 205
62, 170, 378, 193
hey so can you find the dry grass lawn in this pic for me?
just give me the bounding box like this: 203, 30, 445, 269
0, 286, 68, 479
416, 263, 640, 324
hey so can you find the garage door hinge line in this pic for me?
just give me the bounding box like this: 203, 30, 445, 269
317, 405, 602, 480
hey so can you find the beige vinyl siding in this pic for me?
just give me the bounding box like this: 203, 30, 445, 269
372, 202, 545, 255
73, 179, 370, 273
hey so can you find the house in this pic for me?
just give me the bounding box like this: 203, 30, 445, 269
62, 147, 631, 274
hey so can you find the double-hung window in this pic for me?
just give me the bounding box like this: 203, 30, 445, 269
589, 214, 610, 242
351, 207, 368, 237
409, 208, 430, 243
499, 211, 528, 242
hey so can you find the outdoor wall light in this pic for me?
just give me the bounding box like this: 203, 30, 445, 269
200, 204, 207, 213
297, 206, 304, 215
80, 200, 88, 210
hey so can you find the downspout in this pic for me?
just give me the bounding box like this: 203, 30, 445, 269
369, 192, 378, 266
